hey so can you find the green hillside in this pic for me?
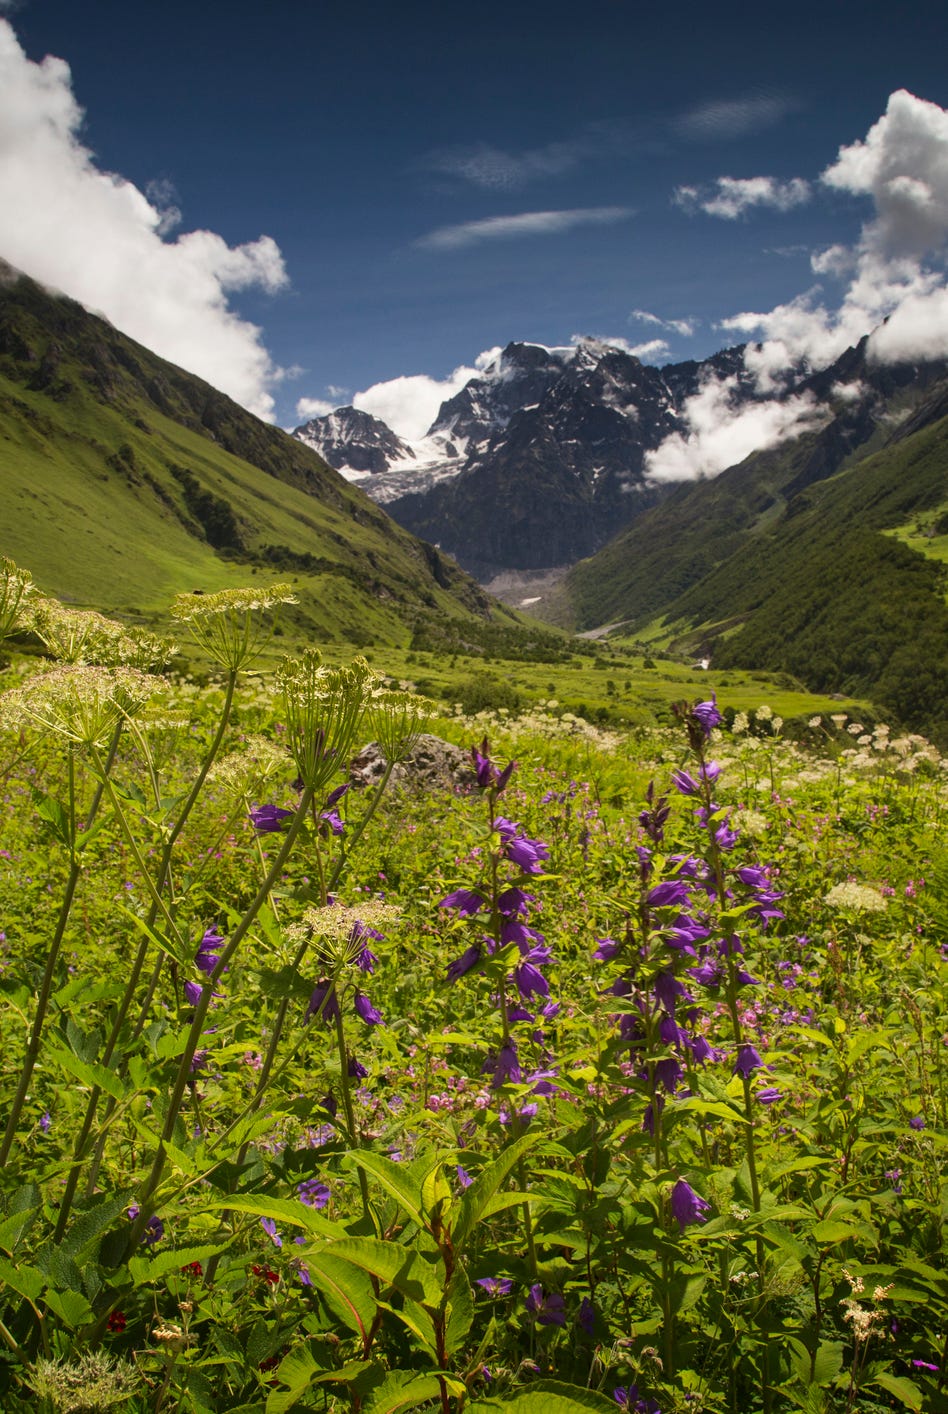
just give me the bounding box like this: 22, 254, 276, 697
550, 380, 948, 743
0, 264, 505, 646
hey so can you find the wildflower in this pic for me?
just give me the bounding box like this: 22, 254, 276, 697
909, 1115, 925, 1131
39, 1110, 51, 1133
525, 1283, 566, 1326
825, 882, 887, 912
0, 557, 34, 644
579, 1296, 595, 1336
439, 887, 486, 916
297, 1179, 330, 1208
490, 1041, 521, 1087
171, 584, 297, 671
472, 737, 516, 792
733, 1044, 764, 1078
756, 1087, 783, 1104
249, 803, 293, 833
127, 1206, 164, 1245
305, 981, 340, 1023
261, 1217, 282, 1248
477, 1277, 514, 1296
493, 817, 550, 874
354, 991, 384, 1026
446, 944, 482, 982
252, 1264, 280, 1285
107, 1310, 127, 1333
456, 1165, 473, 1188
180, 1261, 203, 1277
594, 937, 620, 961
692, 695, 722, 738
28, 1353, 140, 1410
670, 1178, 711, 1231
911, 1360, 939, 1371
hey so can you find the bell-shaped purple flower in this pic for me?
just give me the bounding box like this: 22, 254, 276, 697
354, 991, 383, 1026
305, 981, 340, 1024
439, 888, 485, 916
490, 1041, 521, 1087
646, 880, 691, 909
446, 944, 482, 982
692, 695, 722, 738
493, 818, 550, 875
670, 1177, 711, 1231
733, 1043, 763, 1078
249, 803, 293, 833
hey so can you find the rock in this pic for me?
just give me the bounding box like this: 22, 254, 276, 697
349, 733, 475, 794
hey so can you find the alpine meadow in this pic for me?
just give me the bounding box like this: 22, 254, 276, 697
3, 6, 948, 1413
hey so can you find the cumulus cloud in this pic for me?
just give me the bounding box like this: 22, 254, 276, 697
295, 396, 335, 421
351, 352, 501, 440
627, 338, 671, 361
714, 92, 948, 386
674, 94, 797, 142
630, 308, 695, 337
415, 206, 633, 251
0, 20, 287, 419
645, 375, 830, 482
675, 175, 811, 219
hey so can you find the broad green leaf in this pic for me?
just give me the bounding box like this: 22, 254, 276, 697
203, 1195, 346, 1238
363, 1371, 465, 1413
870, 1372, 923, 1410
302, 1251, 377, 1340
0, 1256, 44, 1302
266, 1344, 319, 1414
494, 1380, 620, 1410
316, 1237, 442, 1306
128, 1243, 232, 1286
44, 1287, 94, 1328
46, 1047, 126, 1102
0, 1205, 37, 1256
346, 1151, 426, 1227
61, 1195, 128, 1263
444, 1269, 474, 1357
119, 904, 192, 967
379, 1295, 438, 1356
454, 1132, 540, 1250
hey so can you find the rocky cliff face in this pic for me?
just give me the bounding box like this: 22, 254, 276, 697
292, 338, 765, 576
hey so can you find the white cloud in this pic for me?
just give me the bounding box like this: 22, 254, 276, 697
295, 396, 335, 421
675, 175, 811, 219
352, 359, 489, 440
810, 243, 855, 277
426, 139, 582, 190
415, 206, 633, 251
675, 94, 797, 142
0, 20, 287, 419
630, 308, 695, 337
645, 375, 830, 482
627, 338, 671, 361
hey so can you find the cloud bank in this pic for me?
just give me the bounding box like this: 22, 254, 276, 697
416, 206, 633, 251
351, 349, 501, 441
0, 20, 287, 419
650, 89, 948, 480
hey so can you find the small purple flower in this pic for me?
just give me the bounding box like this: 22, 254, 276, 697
319, 809, 345, 836
456, 1165, 473, 1189
354, 991, 383, 1026
525, 1283, 566, 1326
670, 1178, 711, 1232
348, 1057, 369, 1079
756, 1087, 783, 1105
195, 928, 225, 977
477, 1276, 514, 1296
594, 937, 620, 961
249, 803, 293, 833
671, 768, 701, 797
128, 1207, 164, 1245
909, 1115, 926, 1131
39, 1110, 51, 1133
297, 1179, 330, 1208
261, 1217, 282, 1248
911, 1360, 939, 1371
579, 1295, 595, 1337
646, 880, 691, 909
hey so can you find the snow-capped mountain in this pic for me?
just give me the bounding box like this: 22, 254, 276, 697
291, 338, 754, 577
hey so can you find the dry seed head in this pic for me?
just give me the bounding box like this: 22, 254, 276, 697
368, 688, 431, 763
27, 1352, 140, 1412
207, 734, 290, 793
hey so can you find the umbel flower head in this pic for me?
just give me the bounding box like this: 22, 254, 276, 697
277, 650, 375, 793
0, 664, 155, 750
28, 599, 138, 667
170, 584, 297, 670
368, 688, 430, 764
0, 556, 34, 644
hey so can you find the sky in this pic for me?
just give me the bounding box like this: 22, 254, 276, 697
3, 0, 948, 471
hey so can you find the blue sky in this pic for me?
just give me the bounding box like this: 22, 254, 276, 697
3, 0, 948, 437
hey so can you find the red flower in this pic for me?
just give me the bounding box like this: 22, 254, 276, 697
107, 1310, 127, 1333
180, 1261, 203, 1277
251, 1264, 279, 1285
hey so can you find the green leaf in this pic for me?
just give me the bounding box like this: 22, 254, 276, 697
46, 1046, 126, 1102
43, 1287, 94, 1328
202, 1194, 346, 1238
869, 1372, 923, 1410
302, 1250, 377, 1340
0, 1206, 37, 1256
119, 905, 191, 968
0, 1256, 44, 1303
379, 1295, 438, 1356
128, 1243, 232, 1286
444, 1269, 474, 1357
454, 1132, 540, 1250
266, 1344, 319, 1414
31, 788, 71, 848
496, 1380, 620, 1411
363, 1372, 465, 1413
346, 1151, 427, 1227
316, 1237, 442, 1306
60, 1195, 129, 1264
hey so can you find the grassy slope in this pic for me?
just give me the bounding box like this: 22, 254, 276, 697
0, 267, 504, 645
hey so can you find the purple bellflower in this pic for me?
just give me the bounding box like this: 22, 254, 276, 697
249, 803, 293, 833
670, 1178, 711, 1231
